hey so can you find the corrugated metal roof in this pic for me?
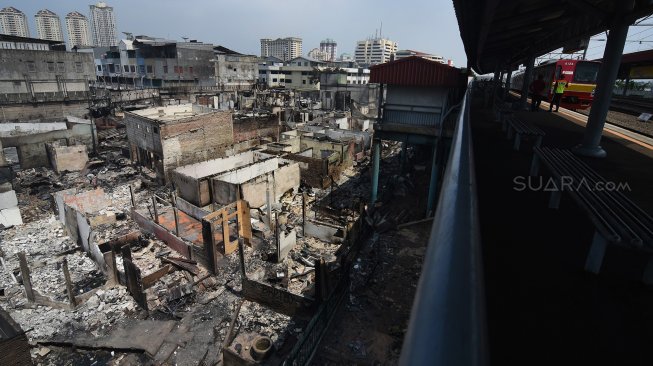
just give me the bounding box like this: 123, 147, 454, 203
369, 56, 465, 87
454, 0, 653, 74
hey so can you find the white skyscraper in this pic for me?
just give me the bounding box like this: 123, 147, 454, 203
0, 7, 30, 38
66, 11, 92, 48
35, 9, 64, 42
260, 37, 302, 61
355, 37, 398, 66
89, 2, 117, 47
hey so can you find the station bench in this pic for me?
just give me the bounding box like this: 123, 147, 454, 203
493, 102, 513, 126
530, 147, 653, 282
506, 118, 545, 151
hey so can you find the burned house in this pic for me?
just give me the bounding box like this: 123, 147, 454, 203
124, 104, 234, 182
170, 150, 272, 207
0, 118, 95, 171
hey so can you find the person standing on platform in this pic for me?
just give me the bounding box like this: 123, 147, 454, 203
549, 74, 567, 112
529, 74, 546, 111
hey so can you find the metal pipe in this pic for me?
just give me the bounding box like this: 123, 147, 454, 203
400, 82, 488, 366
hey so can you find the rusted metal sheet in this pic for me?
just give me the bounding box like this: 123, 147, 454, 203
370, 56, 465, 87
130, 209, 193, 259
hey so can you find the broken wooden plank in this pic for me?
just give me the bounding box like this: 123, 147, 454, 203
161, 257, 199, 276
62, 258, 77, 307
142, 265, 171, 289
17, 252, 34, 302
166, 257, 197, 265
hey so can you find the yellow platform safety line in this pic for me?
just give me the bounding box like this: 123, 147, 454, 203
507, 90, 653, 151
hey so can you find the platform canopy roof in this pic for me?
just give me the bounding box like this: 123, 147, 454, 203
454, 0, 653, 74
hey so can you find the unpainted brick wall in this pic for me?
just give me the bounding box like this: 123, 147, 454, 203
233, 115, 279, 143
160, 111, 234, 180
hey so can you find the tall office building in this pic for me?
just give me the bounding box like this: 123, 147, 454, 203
35, 9, 64, 42
0, 7, 30, 38
260, 37, 302, 61
66, 11, 92, 48
320, 39, 337, 62
89, 2, 117, 47
354, 37, 397, 66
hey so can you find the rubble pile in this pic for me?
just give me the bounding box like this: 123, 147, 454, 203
0, 99, 390, 365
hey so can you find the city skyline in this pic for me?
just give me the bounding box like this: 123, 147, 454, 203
6, 0, 466, 65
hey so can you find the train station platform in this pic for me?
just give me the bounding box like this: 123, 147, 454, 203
472, 94, 653, 364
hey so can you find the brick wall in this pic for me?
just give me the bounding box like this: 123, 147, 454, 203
125, 110, 234, 182
160, 111, 234, 180
285, 154, 329, 188
233, 115, 279, 143
124, 115, 164, 155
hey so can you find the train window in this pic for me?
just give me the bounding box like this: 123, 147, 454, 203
573, 62, 600, 83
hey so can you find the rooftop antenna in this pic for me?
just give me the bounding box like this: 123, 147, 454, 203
380, 21, 383, 38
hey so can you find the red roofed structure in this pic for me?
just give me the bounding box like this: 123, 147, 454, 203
369, 56, 467, 212
370, 56, 466, 88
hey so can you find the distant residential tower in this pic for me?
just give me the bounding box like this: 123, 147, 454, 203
35, 9, 64, 42
260, 37, 302, 61
0, 7, 30, 37
66, 11, 92, 48
89, 2, 117, 47
320, 38, 337, 62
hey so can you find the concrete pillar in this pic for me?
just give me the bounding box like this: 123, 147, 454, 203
370, 139, 381, 204
574, 21, 630, 158
426, 141, 439, 217
520, 56, 535, 110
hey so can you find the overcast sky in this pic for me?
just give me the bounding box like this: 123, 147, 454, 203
12, 0, 468, 65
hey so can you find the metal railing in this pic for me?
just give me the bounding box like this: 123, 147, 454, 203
399, 82, 488, 366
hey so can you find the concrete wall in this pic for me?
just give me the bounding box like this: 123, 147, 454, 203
212, 158, 300, 208
171, 150, 258, 207
46, 143, 88, 173
1, 123, 94, 169
52, 188, 114, 273
305, 219, 344, 243
0, 188, 22, 226
279, 228, 296, 260
214, 54, 258, 89
299, 137, 353, 165
0, 102, 90, 122
0, 49, 94, 95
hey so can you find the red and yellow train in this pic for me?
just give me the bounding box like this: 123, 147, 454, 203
511, 59, 601, 110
